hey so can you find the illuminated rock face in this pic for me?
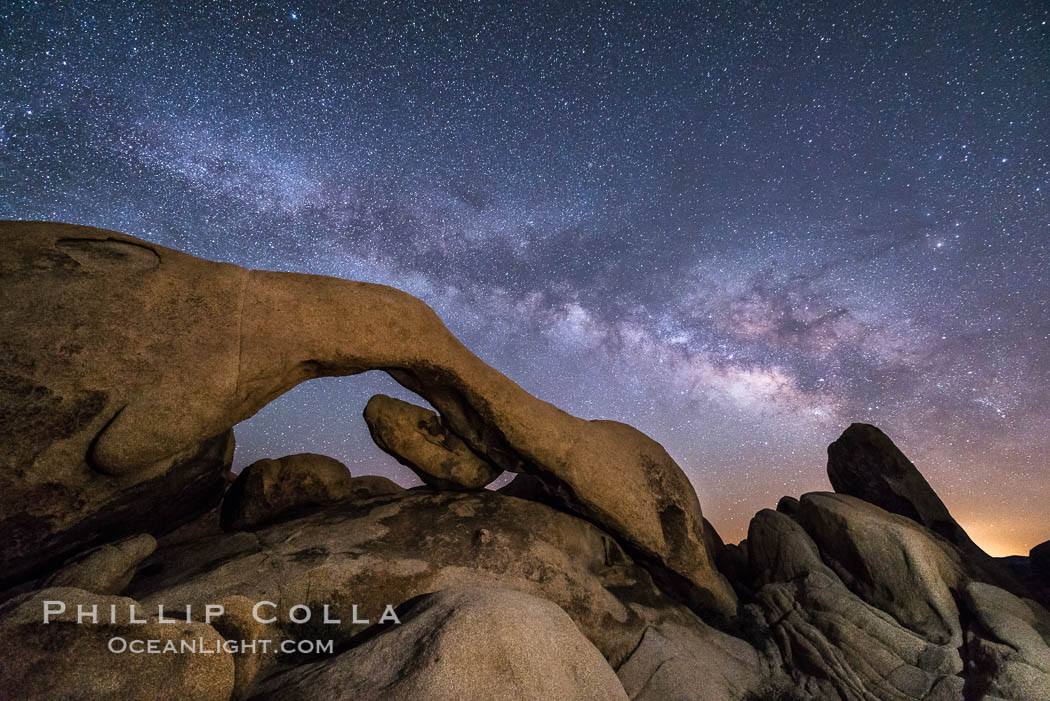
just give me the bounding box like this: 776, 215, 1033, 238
0, 219, 733, 616
363, 393, 502, 490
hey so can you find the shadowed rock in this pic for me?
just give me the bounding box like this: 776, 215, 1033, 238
347, 474, 404, 500
748, 498, 969, 700
363, 394, 500, 489
961, 581, 1050, 699
41, 533, 156, 595
221, 453, 353, 531
798, 492, 965, 646
827, 424, 966, 544
1031, 540, 1050, 578
1, 220, 733, 614
127, 489, 720, 671
748, 509, 835, 585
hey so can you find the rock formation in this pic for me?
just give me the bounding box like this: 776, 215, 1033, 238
41, 533, 157, 595
0, 220, 733, 616
828, 423, 977, 550
2, 220, 1048, 700
1032, 540, 1050, 578
220, 453, 354, 530
249, 587, 631, 701
0, 587, 235, 700
363, 394, 501, 489
828, 423, 1038, 602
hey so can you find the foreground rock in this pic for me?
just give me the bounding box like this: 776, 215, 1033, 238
128, 489, 736, 673
221, 453, 353, 530
251, 587, 629, 701
616, 621, 763, 701
961, 581, 1050, 700
749, 497, 967, 700
0, 587, 235, 700
42, 533, 156, 594
0, 221, 732, 614
797, 493, 965, 645
129, 487, 767, 699
363, 394, 500, 489
742, 490, 1050, 701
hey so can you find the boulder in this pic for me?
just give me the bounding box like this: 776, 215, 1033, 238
363, 394, 501, 489
755, 571, 964, 701
209, 594, 270, 700
615, 622, 763, 701
748, 508, 835, 585
0, 221, 732, 614
347, 474, 404, 500
797, 492, 965, 645
0, 587, 235, 700
747, 505, 966, 699
715, 541, 750, 595
827, 425, 1036, 602
221, 453, 353, 530
961, 581, 1050, 700
42, 533, 156, 594
775, 495, 801, 518
249, 587, 630, 700
701, 517, 726, 564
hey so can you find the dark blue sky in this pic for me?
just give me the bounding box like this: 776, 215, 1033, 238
3, 1, 1048, 553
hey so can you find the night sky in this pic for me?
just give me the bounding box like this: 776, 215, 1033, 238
3, 1, 1048, 555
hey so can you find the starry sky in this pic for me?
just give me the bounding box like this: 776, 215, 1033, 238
3, 1, 1048, 555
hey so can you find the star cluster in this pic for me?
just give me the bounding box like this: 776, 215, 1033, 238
2, 1, 1048, 554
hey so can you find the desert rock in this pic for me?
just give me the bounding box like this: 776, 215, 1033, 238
616, 622, 764, 701
221, 453, 353, 530
249, 587, 630, 701
797, 492, 965, 645
127, 489, 731, 673
961, 581, 1050, 700
363, 394, 501, 489
828, 424, 977, 552
347, 474, 404, 499
1031, 539, 1050, 578
0, 221, 732, 614
0, 587, 235, 701
41, 533, 156, 594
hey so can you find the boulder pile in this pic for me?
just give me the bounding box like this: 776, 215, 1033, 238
1, 221, 1046, 700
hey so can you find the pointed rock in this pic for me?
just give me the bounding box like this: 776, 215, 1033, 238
827, 424, 965, 545
828, 423, 1038, 602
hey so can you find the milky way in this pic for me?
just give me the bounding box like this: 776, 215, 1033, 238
3, 1, 1048, 554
